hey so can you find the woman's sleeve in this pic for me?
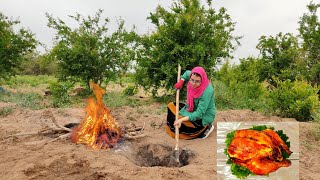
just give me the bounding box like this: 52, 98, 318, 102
180, 70, 191, 82
189, 89, 213, 121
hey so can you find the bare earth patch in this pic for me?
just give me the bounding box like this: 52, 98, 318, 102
0, 102, 319, 180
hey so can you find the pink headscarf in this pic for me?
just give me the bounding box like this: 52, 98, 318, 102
187, 66, 210, 112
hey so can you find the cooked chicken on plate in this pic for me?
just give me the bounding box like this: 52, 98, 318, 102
227, 129, 292, 175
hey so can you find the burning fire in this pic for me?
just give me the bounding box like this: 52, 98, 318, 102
71, 83, 122, 149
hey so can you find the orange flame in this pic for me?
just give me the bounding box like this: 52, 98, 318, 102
71, 83, 122, 149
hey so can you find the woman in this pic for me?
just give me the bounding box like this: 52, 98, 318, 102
166, 66, 216, 139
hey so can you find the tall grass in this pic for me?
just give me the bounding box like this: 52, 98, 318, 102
0, 106, 13, 117
0, 92, 44, 110
103, 91, 144, 108
0, 75, 57, 87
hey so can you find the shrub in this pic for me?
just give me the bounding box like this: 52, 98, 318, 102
17, 93, 44, 109
123, 85, 138, 96
268, 79, 319, 121
49, 81, 74, 107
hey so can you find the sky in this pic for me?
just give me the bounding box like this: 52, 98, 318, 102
0, 0, 315, 63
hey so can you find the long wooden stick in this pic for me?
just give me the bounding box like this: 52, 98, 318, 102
175, 64, 181, 152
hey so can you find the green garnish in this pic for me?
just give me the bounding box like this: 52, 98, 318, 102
250, 125, 274, 131
230, 163, 255, 179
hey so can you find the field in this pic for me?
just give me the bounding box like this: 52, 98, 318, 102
0, 76, 319, 180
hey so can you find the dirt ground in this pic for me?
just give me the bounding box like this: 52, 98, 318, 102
0, 101, 319, 180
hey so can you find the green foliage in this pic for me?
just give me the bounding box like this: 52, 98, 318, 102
250, 125, 274, 131
236, 58, 262, 82
214, 79, 268, 111
0, 92, 43, 110
276, 130, 291, 159
123, 85, 138, 96
135, 0, 241, 96
215, 58, 270, 111
46, 9, 138, 88
216, 60, 237, 85
230, 163, 254, 179
0, 75, 56, 87
49, 81, 74, 107
103, 91, 141, 107
18, 52, 58, 75
299, 2, 320, 84
0, 12, 38, 81
225, 130, 236, 148
268, 78, 320, 121
17, 93, 44, 109
216, 58, 262, 86
256, 33, 300, 85
0, 106, 13, 117
213, 80, 233, 109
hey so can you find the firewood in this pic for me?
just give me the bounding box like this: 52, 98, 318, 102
46, 110, 72, 132
123, 133, 147, 140
126, 127, 143, 132
7, 109, 147, 146
125, 122, 145, 132
43, 133, 71, 145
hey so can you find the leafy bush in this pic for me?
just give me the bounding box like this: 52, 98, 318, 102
123, 85, 138, 96
268, 79, 319, 121
49, 81, 74, 107
213, 80, 233, 109
17, 93, 44, 109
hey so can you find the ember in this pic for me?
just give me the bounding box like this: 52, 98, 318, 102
71, 83, 122, 149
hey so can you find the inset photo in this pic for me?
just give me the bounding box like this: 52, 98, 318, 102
217, 122, 299, 180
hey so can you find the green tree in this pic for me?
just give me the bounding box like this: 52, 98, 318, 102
0, 12, 37, 80
135, 0, 241, 96
299, 2, 320, 84
256, 33, 300, 85
235, 57, 261, 83
18, 52, 58, 75
46, 10, 137, 88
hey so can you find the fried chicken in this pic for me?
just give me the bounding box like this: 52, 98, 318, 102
227, 128, 292, 175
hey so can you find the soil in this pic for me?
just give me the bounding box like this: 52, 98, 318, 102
0, 100, 319, 180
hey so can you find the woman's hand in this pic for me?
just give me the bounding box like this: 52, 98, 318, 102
174, 79, 185, 90
174, 116, 189, 128
174, 119, 183, 128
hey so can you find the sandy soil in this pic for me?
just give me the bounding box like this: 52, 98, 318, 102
0, 101, 319, 180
